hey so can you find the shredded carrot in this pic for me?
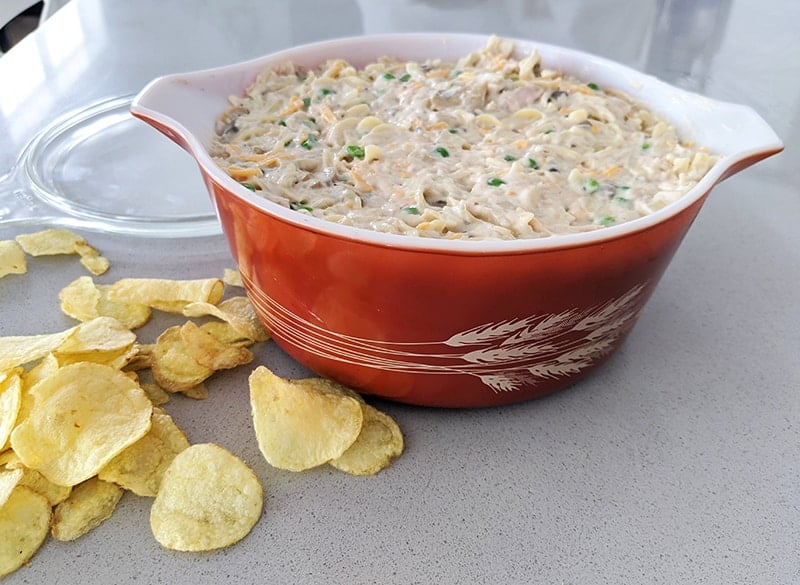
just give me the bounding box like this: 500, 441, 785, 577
350, 169, 373, 192
238, 154, 281, 166
280, 95, 305, 116
226, 166, 262, 180
426, 121, 449, 131
320, 105, 337, 124
326, 60, 345, 78
602, 165, 621, 178
513, 139, 528, 149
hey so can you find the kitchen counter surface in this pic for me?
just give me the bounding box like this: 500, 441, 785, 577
0, 1, 797, 583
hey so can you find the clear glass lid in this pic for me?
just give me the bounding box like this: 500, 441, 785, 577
11, 95, 221, 238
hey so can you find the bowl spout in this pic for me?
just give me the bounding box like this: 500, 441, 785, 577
130, 65, 249, 159
131, 77, 201, 156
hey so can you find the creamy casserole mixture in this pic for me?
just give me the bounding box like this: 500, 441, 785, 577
211, 37, 717, 240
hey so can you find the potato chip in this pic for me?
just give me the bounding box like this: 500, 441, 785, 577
0, 240, 26, 278
15, 228, 85, 255
179, 321, 254, 371
1, 454, 72, 506
15, 353, 60, 426
0, 485, 51, 578
178, 383, 209, 400
222, 268, 243, 287
55, 347, 136, 371
0, 372, 22, 450
302, 376, 365, 404
13, 355, 58, 429
59, 276, 151, 329
53, 317, 137, 367
139, 381, 170, 406
214, 296, 270, 343
151, 325, 214, 392
15, 229, 108, 275
56, 316, 136, 355
67, 345, 138, 370
80, 255, 109, 275
99, 410, 190, 497
183, 296, 270, 342
124, 343, 154, 371
329, 403, 404, 476
0, 450, 15, 467
106, 277, 224, 312
94, 284, 151, 329
74, 241, 110, 276
200, 321, 256, 348
21, 470, 72, 506
0, 326, 76, 371
58, 275, 101, 321
20, 353, 59, 391
0, 468, 22, 507
150, 443, 263, 552
249, 366, 363, 471
10, 362, 153, 486
51, 477, 124, 541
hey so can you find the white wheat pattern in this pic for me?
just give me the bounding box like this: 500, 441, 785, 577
244, 276, 648, 394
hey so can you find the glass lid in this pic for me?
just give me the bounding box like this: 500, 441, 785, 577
18, 95, 221, 238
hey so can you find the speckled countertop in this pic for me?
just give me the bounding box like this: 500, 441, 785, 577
0, 1, 797, 583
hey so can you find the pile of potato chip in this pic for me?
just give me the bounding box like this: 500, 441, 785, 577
0, 229, 404, 578
1, 228, 110, 278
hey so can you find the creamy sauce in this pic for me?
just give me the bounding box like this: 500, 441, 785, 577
211, 37, 717, 240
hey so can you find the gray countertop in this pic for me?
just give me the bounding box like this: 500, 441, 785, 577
1, 1, 797, 583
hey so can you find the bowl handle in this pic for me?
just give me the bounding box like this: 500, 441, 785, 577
700, 101, 784, 183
